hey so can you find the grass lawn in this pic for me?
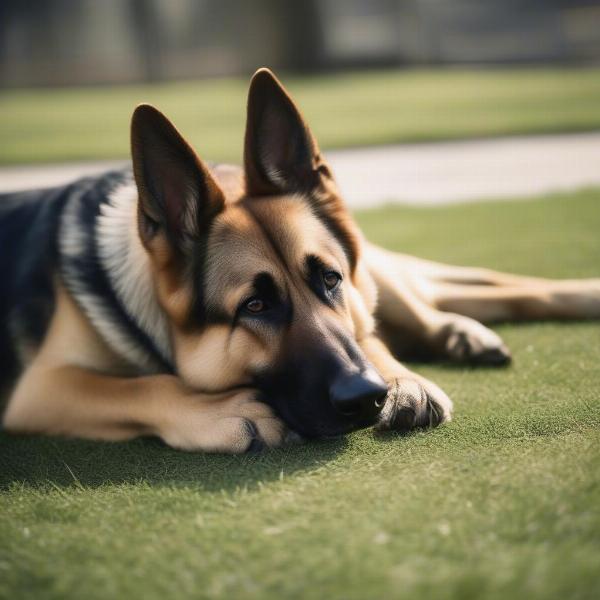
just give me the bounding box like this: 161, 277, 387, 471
1, 187, 599, 600
1, 67, 600, 165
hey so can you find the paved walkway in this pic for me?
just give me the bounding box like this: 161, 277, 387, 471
1, 132, 600, 208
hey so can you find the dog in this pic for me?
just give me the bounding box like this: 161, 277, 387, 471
2, 68, 599, 452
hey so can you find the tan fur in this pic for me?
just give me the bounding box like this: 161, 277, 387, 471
4, 283, 284, 452
364, 242, 600, 362
175, 325, 271, 392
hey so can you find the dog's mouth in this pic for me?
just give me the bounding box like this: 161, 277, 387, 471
283, 430, 305, 444
320, 414, 382, 438
255, 364, 388, 439
276, 405, 383, 440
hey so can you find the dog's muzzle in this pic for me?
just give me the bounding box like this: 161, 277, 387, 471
329, 367, 388, 422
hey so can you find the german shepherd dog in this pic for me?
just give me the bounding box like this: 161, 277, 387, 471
2, 69, 599, 452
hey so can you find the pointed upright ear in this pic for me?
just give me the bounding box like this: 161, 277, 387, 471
131, 104, 225, 250
245, 69, 360, 270
244, 68, 334, 197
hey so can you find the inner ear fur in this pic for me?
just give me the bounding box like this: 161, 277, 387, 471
131, 104, 225, 250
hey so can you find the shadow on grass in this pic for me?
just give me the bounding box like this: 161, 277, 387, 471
0, 432, 347, 493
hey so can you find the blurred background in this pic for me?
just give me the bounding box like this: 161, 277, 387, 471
2, 0, 600, 87
1, 0, 600, 204
2, 7, 600, 598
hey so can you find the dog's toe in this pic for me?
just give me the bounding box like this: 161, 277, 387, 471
444, 318, 511, 368
470, 344, 512, 366
376, 377, 452, 433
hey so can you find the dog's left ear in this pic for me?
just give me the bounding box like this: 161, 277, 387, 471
244, 68, 335, 197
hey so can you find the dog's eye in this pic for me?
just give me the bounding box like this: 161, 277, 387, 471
244, 297, 266, 314
323, 271, 342, 290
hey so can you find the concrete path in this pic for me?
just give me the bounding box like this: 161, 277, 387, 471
329, 132, 600, 207
1, 132, 599, 208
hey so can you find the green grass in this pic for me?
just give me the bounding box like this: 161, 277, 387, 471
1, 188, 600, 600
1, 67, 600, 165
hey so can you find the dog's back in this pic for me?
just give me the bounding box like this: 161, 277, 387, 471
0, 187, 71, 385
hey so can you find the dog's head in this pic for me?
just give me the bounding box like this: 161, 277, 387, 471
130, 69, 387, 437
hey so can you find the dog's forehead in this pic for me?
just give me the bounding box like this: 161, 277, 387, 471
205, 204, 278, 291
209, 195, 346, 279
243, 195, 348, 266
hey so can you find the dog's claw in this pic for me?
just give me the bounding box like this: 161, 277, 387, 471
444, 320, 511, 368
470, 345, 512, 366
246, 437, 266, 453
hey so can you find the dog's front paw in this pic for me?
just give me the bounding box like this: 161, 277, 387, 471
376, 376, 452, 432
440, 316, 511, 366
160, 390, 287, 453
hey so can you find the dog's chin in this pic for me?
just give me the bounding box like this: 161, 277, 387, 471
263, 391, 382, 440
283, 430, 305, 445
283, 414, 379, 440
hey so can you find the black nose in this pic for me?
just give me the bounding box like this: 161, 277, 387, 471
329, 368, 388, 418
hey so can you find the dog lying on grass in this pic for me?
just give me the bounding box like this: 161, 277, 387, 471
2, 69, 599, 452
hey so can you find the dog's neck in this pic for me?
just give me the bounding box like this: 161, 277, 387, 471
93, 179, 174, 371
58, 172, 173, 373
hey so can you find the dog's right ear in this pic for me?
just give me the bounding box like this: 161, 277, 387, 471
131, 104, 225, 250
244, 68, 329, 197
